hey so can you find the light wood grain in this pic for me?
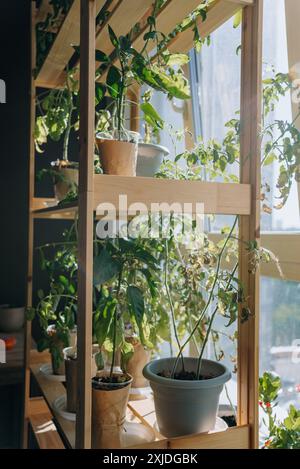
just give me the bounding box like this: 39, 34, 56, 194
36, 0, 106, 88
76, 0, 96, 449
238, 0, 263, 449
169, 425, 250, 449
94, 175, 251, 215
31, 364, 75, 448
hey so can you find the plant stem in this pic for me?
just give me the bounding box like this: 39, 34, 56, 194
171, 216, 238, 377
110, 269, 123, 378
63, 72, 74, 162
196, 263, 238, 380
164, 238, 185, 376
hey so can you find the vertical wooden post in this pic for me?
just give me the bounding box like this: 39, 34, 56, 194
23, 0, 36, 448
238, 0, 263, 449
76, 0, 96, 449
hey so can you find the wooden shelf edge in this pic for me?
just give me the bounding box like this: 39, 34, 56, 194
32, 178, 251, 219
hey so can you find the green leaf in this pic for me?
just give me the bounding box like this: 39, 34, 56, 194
95, 351, 105, 371
26, 307, 36, 321
93, 299, 116, 348
140, 102, 164, 129
233, 10, 242, 29
95, 49, 110, 63
106, 65, 122, 98
163, 53, 190, 67
37, 289, 44, 300
95, 83, 106, 103
263, 152, 277, 166
127, 285, 144, 325
108, 25, 119, 48
93, 248, 121, 286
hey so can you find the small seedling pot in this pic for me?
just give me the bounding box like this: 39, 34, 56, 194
143, 357, 231, 438
96, 131, 139, 176
0, 305, 25, 332
91, 372, 133, 449
63, 345, 99, 413
136, 143, 169, 177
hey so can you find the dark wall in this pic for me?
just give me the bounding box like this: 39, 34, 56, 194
0, 1, 31, 306
0, 0, 31, 449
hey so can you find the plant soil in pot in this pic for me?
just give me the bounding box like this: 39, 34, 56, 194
125, 336, 150, 391
0, 305, 25, 332
51, 160, 78, 202
136, 143, 169, 177
143, 357, 231, 438
96, 131, 139, 176
92, 372, 133, 449
63, 345, 99, 413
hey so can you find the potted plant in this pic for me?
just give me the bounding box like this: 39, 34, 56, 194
137, 90, 170, 177
35, 67, 79, 202
27, 228, 78, 375
95, 10, 190, 176
143, 217, 240, 438
91, 236, 160, 448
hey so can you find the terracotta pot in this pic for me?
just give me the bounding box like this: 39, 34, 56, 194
96, 132, 139, 176
92, 373, 132, 449
125, 337, 150, 389
64, 345, 100, 414
53, 165, 78, 201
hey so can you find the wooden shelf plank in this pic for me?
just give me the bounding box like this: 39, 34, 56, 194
32, 178, 251, 219
95, 0, 153, 56
30, 363, 75, 448
128, 398, 250, 449
93, 175, 251, 216
29, 397, 65, 449
35, 0, 107, 88
167, 0, 250, 55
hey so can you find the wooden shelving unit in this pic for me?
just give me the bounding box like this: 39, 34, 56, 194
25, 0, 262, 449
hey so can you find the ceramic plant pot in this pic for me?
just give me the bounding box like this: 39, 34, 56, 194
143, 357, 231, 438
136, 143, 169, 177
47, 325, 74, 376
52, 161, 78, 202
0, 305, 25, 332
96, 131, 139, 176
63, 345, 100, 413
92, 373, 133, 449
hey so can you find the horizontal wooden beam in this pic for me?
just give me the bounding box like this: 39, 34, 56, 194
93, 175, 251, 215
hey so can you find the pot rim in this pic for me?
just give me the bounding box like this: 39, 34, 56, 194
92, 373, 133, 391
138, 142, 170, 156
143, 357, 231, 389
63, 344, 99, 360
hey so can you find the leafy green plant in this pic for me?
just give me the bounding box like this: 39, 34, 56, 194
93, 237, 162, 379
27, 225, 78, 370
259, 371, 300, 449
94, 1, 190, 139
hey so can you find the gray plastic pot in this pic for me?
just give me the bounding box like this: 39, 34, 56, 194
0, 305, 25, 332
136, 143, 169, 177
143, 357, 231, 438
